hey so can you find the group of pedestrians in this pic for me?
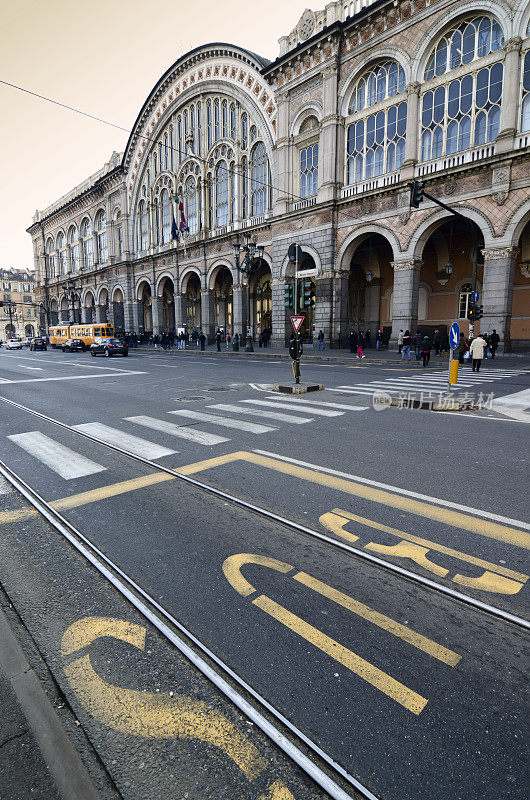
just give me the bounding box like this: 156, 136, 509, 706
399, 326, 500, 369
347, 329, 367, 358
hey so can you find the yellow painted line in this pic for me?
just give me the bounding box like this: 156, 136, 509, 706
252, 595, 427, 715
327, 508, 528, 583
293, 571, 461, 667
62, 617, 265, 780
223, 553, 293, 597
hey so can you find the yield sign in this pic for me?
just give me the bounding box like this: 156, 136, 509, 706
290, 315, 305, 333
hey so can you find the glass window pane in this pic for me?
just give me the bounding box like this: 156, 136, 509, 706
355, 119, 365, 149
388, 62, 398, 96
374, 145, 384, 176
462, 22, 475, 63
448, 80, 460, 118
375, 110, 385, 143
366, 149, 374, 178
367, 73, 377, 106
477, 17, 492, 57
376, 67, 386, 102
422, 91, 433, 127
460, 75, 473, 114
366, 114, 375, 147
522, 94, 530, 132
355, 154, 363, 182
432, 126, 443, 157
458, 115, 471, 150
489, 62, 503, 103
433, 86, 445, 122
450, 30, 462, 69
475, 110, 487, 144
425, 55, 435, 81
386, 142, 396, 173
397, 65, 405, 93
476, 68, 489, 108
446, 119, 458, 153
387, 106, 397, 140
491, 20, 503, 52
487, 105, 500, 141
435, 41, 447, 76
397, 102, 407, 135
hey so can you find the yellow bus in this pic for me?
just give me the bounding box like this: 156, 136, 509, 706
69, 324, 114, 347
48, 325, 71, 347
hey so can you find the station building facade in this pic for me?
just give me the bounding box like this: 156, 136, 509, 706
28, 0, 530, 349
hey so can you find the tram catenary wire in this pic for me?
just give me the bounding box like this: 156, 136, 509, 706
1, 394, 528, 632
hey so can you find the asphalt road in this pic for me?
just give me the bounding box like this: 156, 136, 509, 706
0, 346, 528, 800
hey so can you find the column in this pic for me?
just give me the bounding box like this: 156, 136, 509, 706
273, 92, 291, 215
497, 38, 523, 154
123, 300, 135, 332
390, 259, 422, 341
269, 278, 287, 347
481, 246, 519, 351
174, 293, 186, 330
82, 306, 91, 324
134, 301, 144, 333
112, 302, 125, 332
201, 289, 215, 341
151, 295, 163, 335
401, 83, 421, 180
317, 64, 341, 204
365, 279, 382, 340
232, 282, 247, 340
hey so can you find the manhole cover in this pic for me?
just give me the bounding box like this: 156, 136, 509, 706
171, 395, 207, 402
205, 387, 235, 392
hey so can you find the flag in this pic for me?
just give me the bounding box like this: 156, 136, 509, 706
177, 195, 189, 234
171, 196, 178, 241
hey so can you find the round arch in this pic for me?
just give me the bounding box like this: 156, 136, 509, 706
156, 271, 177, 297
112, 286, 125, 303
207, 260, 236, 290
505, 197, 530, 247
280, 243, 322, 279
179, 267, 202, 293
408, 206, 495, 261
290, 103, 323, 136
82, 289, 96, 307
514, 0, 530, 37
410, 2, 512, 82
135, 278, 153, 301
96, 286, 109, 305
339, 47, 411, 117
337, 225, 401, 271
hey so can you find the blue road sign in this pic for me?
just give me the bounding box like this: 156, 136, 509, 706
472, 290, 479, 303
449, 322, 461, 350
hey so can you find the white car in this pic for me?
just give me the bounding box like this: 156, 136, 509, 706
5, 338, 23, 350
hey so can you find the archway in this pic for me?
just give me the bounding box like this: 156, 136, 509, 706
160, 278, 175, 332
112, 288, 125, 333
252, 262, 272, 339
84, 291, 96, 324
25, 324, 35, 337
213, 267, 233, 333
50, 298, 59, 326
139, 283, 152, 333
60, 297, 69, 323
514, 220, 530, 349
98, 288, 109, 324
348, 234, 394, 344
185, 273, 201, 330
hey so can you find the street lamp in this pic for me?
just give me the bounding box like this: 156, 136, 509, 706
65, 279, 81, 323
232, 233, 265, 352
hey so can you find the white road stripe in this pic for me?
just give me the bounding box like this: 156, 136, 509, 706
492, 388, 530, 422
264, 396, 368, 411
125, 415, 228, 446
21, 366, 44, 371
8, 432, 106, 479
0, 371, 146, 385
325, 388, 375, 395
242, 399, 343, 416
72, 423, 177, 459
168, 409, 276, 433
208, 403, 313, 424
0, 477, 10, 495
253, 449, 530, 530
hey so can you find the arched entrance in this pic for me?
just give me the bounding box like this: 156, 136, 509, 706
25, 324, 35, 337
138, 283, 152, 333
98, 288, 109, 323
253, 264, 272, 338
348, 234, 393, 344
213, 267, 233, 333
5, 324, 15, 338
160, 278, 175, 332
185, 274, 201, 330
84, 291, 96, 324
50, 299, 59, 326
112, 288, 125, 333
514, 220, 530, 349
60, 297, 69, 323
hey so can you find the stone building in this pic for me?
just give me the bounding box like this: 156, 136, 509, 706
1, 268, 37, 340
28, 0, 530, 349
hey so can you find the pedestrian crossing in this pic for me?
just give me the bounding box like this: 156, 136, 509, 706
327, 368, 527, 397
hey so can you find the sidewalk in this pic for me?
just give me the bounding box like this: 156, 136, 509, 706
0, 602, 104, 800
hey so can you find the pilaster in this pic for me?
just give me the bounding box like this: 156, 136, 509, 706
481, 246, 519, 350
390, 259, 422, 340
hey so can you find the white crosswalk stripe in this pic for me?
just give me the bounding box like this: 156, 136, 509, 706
330, 368, 527, 397
0, 477, 11, 495
8, 431, 106, 479
264, 396, 369, 411
72, 423, 177, 459
242, 399, 343, 416
125, 415, 229, 446
208, 403, 313, 424
168, 409, 276, 433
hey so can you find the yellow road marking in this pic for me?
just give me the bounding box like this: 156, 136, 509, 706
257, 781, 297, 800
62, 617, 265, 780
452, 571, 525, 594
223, 553, 293, 596
365, 541, 450, 577
323, 509, 528, 583
253, 594, 427, 715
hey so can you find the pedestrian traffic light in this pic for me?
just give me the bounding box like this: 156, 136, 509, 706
302, 279, 313, 308
474, 304, 484, 320
410, 180, 425, 208
284, 283, 294, 308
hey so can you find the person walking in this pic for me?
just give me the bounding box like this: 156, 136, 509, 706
482, 332, 489, 360
457, 334, 469, 364
441, 330, 450, 356
470, 334, 487, 372
317, 329, 325, 350
401, 330, 412, 360
489, 329, 500, 359
397, 329, 403, 354
433, 329, 442, 357
421, 335, 432, 367
377, 329, 385, 351
413, 330, 422, 360
199, 330, 206, 351
348, 329, 357, 354
357, 331, 365, 359
365, 329, 371, 348
215, 328, 222, 352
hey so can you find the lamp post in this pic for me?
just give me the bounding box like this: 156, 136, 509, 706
66, 279, 80, 323
232, 234, 265, 352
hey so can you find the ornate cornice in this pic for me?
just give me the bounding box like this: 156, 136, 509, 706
481, 247, 519, 261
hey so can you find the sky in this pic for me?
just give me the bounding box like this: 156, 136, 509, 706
1, 0, 312, 269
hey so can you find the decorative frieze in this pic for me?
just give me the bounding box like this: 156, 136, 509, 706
391, 259, 422, 272
481, 247, 519, 261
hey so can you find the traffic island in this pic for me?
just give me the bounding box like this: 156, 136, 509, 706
273, 383, 324, 394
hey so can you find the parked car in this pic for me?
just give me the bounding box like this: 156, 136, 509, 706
30, 337, 47, 351
5, 338, 23, 350
62, 338, 85, 352
90, 337, 128, 357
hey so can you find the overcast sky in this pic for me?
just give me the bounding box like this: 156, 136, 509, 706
1, 0, 312, 269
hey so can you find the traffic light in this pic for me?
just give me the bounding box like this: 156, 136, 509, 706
474, 304, 484, 320
284, 283, 294, 308
410, 180, 425, 208
0, 301, 3, 307
302, 279, 313, 308
467, 301, 476, 322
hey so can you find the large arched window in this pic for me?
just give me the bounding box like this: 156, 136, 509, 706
346, 61, 407, 183
160, 189, 171, 244
45, 237, 56, 278
421, 16, 504, 161
95, 209, 108, 264
250, 142, 268, 215
67, 225, 78, 272
114, 209, 123, 259
522, 51, 530, 131
80, 217, 94, 269
215, 161, 229, 227
137, 200, 148, 251
57, 232, 67, 276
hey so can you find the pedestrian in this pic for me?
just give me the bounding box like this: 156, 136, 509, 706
401, 330, 412, 360
357, 331, 365, 359
348, 329, 357, 354
233, 332, 239, 351
184, 330, 189, 348
421, 335, 432, 367
433, 329, 442, 356
489, 328, 500, 358
215, 328, 222, 352
457, 334, 469, 364
264, 328, 271, 348
482, 332, 489, 359
377, 329, 385, 351
199, 330, 206, 351
412, 330, 422, 360
470, 334, 487, 372
317, 329, 325, 350
258, 330, 264, 348
365, 329, 371, 348
397, 329, 403, 354
441, 330, 450, 355
226, 331, 231, 350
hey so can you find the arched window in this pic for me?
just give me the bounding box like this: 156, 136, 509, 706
222, 100, 228, 138
46, 237, 56, 278
230, 103, 236, 140
178, 116, 183, 164
215, 161, 229, 227
67, 226, 79, 272
80, 217, 94, 269
214, 99, 220, 142
164, 133, 169, 170
137, 200, 148, 251
184, 176, 199, 234
114, 210, 123, 259
250, 143, 268, 215
241, 113, 248, 150
241, 156, 248, 218
300, 144, 319, 197
95, 209, 108, 264
160, 189, 171, 244
346, 60, 407, 183
421, 16, 504, 161
170, 125, 174, 170
459, 282, 473, 318
207, 101, 213, 150
196, 102, 202, 156
522, 52, 530, 131
57, 232, 67, 276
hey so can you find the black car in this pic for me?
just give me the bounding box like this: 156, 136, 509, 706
90, 337, 128, 357
62, 338, 85, 352
29, 337, 47, 351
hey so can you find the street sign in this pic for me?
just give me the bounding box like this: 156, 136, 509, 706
472, 290, 479, 303
288, 243, 303, 264
449, 322, 460, 350
290, 315, 305, 334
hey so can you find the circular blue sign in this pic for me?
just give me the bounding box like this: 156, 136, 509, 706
449, 322, 461, 350
472, 290, 479, 303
